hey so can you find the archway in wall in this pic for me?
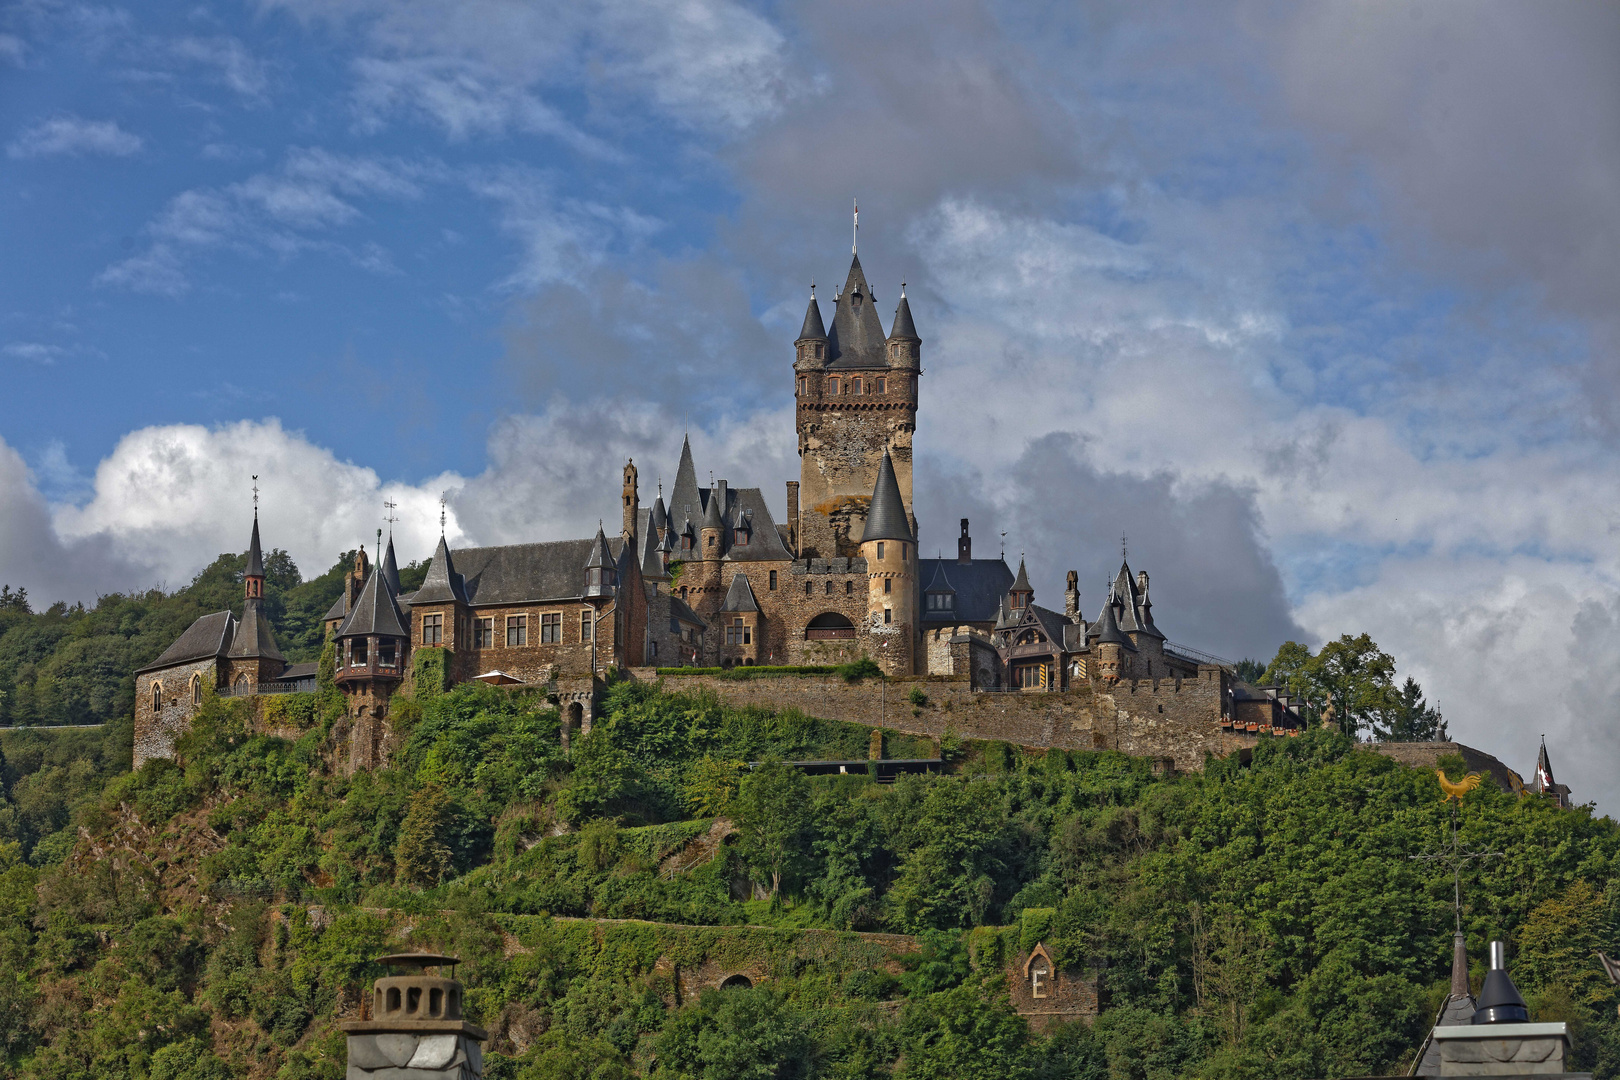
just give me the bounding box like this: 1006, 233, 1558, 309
719, 974, 753, 990
567, 701, 584, 731
805, 612, 856, 640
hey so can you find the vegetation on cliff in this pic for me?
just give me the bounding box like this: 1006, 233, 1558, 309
0, 672, 1617, 1079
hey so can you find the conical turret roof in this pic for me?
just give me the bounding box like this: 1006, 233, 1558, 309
1534, 737, 1557, 792
702, 485, 725, 530
798, 291, 826, 341
585, 525, 614, 569
889, 293, 918, 342
380, 535, 401, 596
1093, 591, 1135, 649
227, 596, 285, 662
336, 564, 409, 640
826, 255, 888, 369
670, 435, 700, 522
245, 516, 265, 579
721, 572, 760, 613
413, 535, 468, 604
650, 493, 668, 535
859, 450, 912, 543
1011, 558, 1032, 594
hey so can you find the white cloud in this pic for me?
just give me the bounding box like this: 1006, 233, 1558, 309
2, 342, 64, 364
7, 116, 142, 159
0, 34, 25, 66
169, 35, 269, 99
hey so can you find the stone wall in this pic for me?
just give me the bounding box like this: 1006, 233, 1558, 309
648, 666, 1249, 772
1367, 741, 1522, 792
133, 656, 221, 767
1006, 945, 1101, 1032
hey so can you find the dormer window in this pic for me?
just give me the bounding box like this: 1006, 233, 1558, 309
927, 593, 954, 612
1012, 592, 1027, 610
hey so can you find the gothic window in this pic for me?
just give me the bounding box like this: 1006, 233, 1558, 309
152, 682, 162, 711
875, 377, 886, 393
581, 611, 593, 642
190, 674, 202, 705
422, 613, 443, 644
476, 617, 494, 647
540, 613, 560, 643
769, 570, 777, 590
507, 616, 527, 646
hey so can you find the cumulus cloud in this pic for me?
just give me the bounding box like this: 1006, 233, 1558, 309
7, 115, 141, 159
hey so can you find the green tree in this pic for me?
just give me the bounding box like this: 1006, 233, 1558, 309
733, 760, 811, 898
394, 782, 455, 886
898, 980, 1033, 1080
1264, 634, 1401, 737
1374, 677, 1447, 742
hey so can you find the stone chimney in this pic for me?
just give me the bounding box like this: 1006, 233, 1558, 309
1426, 940, 1570, 1076
957, 519, 971, 564
343, 952, 487, 1078
1065, 570, 1080, 620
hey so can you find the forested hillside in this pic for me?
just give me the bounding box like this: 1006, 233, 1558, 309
0, 672, 1615, 1080
0, 550, 426, 728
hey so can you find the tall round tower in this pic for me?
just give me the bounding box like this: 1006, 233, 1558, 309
858, 450, 916, 676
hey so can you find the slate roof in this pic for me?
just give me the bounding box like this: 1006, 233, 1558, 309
825, 255, 890, 369
661, 440, 792, 562
336, 566, 409, 639
702, 487, 725, 530
413, 536, 470, 605
440, 537, 629, 605
245, 516, 265, 579
1107, 560, 1164, 640
917, 557, 1013, 624
136, 610, 237, 673
323, 592, 348, 622
649, 494, 667, 536
859, 451, 912, 543
670, 435, 700, 522
798, 292, 826, 341
890, 293, 918, 341
228, 598, 286, 662
721, 573, 760, 613
1092, 594, 1136, 649
380, 536, 401, 596
1011, 558, 1033, 594
281, 661, 318, 682
585, 527, 614, 569
669, 594, 705, 628
923, 561, 954, 594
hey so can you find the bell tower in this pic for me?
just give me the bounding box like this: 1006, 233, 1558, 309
795, 243, 920, 559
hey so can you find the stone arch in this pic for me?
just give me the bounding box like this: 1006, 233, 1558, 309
151, 681, 163, 712
805, 612, 856, 640
190, 673, 203, 705
719, 974, 753, 990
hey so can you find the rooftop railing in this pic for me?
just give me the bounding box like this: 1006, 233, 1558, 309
218, 680, 315, 698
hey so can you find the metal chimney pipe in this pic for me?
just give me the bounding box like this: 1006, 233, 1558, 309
1489, 940, 1507, 970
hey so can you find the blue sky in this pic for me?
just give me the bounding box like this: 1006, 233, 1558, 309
4, 0, 1620, 807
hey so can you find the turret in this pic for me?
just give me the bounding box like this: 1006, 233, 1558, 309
1009, 559, 1033, 612
957, 518, 972, 564
887, 284, 920, 369
1065, 570, 1080, 620
334, 556, 410, 722
244, 514, 266, 599
858, 451, 915, 676
227, 512, 286, 687
622, 459, 638, 540
794, 287, 827, 373
700, 483, 725, 558
1092, 586, 1134, 686
584, 525, 617, 598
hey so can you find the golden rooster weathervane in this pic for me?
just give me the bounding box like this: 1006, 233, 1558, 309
1436, 769, 1485, 804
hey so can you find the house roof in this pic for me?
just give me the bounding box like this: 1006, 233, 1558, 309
721, 573, 760, 613
323, 592, 348, 623
669, 593, 705, 628
798, 292, 826, 341
859, 451, 912, 543
918, 557, 1013, 624
1107, 560, 1165, 640
825, 255, 890, 369
380, 536, 401, 595
336, 566, 409, 639
227, 597, 285, 662
245, 516, 264, 579
136, 610, 237, 673
438, 536, 629, 606
413, 535, 470, 605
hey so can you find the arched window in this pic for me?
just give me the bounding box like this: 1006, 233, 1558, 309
191, 674, 202, 705
151, 682, 162, 711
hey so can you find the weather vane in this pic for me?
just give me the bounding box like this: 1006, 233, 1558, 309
1413, 772, 1503, 930
251, 474, 259, 516
1122, 533, 1128, 561
853, 197, 859, 255
439, 496, 447, 533
383, 498, 398, 534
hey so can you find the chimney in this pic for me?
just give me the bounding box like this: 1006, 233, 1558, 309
1137, 570, 1148, 596
958, 518, 971, 564
1065, 570, 1080, 620
786, 481, 800, 557
344, 953, 486, 1076
1472, 941, 1529, 1025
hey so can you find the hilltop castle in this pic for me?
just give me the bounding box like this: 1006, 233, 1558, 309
133, 244, 1296, 768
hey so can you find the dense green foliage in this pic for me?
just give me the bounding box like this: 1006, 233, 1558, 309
0, 549, 426, 729
1264, 635, 1448, 740
2, 666, 1619, 1080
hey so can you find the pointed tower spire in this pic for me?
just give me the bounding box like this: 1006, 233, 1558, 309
584, 523, 617, 598
414, 535, 468, 605
244, 515, 265, 595
380, 533, 401, 596
859, 450, 913, 543
826, 254, 888, 367
798, 287, 827, 342
889, 289, 918, 343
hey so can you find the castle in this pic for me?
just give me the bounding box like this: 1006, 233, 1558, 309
133, 243, 1306, 768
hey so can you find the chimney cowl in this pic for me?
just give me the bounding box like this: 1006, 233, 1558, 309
1472, 940, 1530, 1025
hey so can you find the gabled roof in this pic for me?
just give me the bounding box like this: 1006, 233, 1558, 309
380, 536, 401, 596
721, 573, 760, 613
444, 537, 629, 605
245, 516, 265, 579
825, 255, 889, 369
919, 557, 1013, 624
228, 597, 286, 662
414, 535, 469, 605
336, 566, 409, 639
889, 293, 918, 342
136, 610, 237, 673
859, 451, 912, 543
798, 292, 826, 341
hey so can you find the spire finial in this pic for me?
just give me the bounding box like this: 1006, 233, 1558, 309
1122, 534, 1128, 561
810, 279, 816, 300
901, 280, 907, 298
377, 528, 382, 566
439, 496, 446, 535
252, 474, 259, 517
383, 498, 398, 537
853, 198, 858, 255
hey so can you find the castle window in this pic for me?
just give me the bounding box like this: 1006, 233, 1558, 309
507, 615, 527, 646
769, 570, 777, 590
152, 682, 162, 711
875, 377, 886, 393
191, 674, 202, 705
380, 641, 397, 667
1018, 664, 1047, 690
726, 618, 751, 646
681, 586, 689, 598
683, 534, 693, 551
928, 593, 954, 612
902, 544, 907, 560
422, 613, 443, 644
798, 377, 806, 395
829, 378, 841, 395
581, 611, 593, 642
852, 377, 862, 394
540, 613, 560, 643
884, 578, 891, 594
805, 581, 812, 596
824, 580, 833, 596
884, 608, 892, 624
476, 617, 494, 648
815, 344, 824, 358
845, 581, 852, 595
352, 638, 368, 666
876, 542, 884, 559
735, 528, 749, 546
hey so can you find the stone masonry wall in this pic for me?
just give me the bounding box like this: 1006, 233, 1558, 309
648, 666, 1248, 772
133, 657, 221, 767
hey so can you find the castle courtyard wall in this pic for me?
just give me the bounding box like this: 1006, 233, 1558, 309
133, 657, 221, 768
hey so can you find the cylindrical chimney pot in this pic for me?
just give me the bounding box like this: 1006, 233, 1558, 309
1490, 940, 1507, 970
